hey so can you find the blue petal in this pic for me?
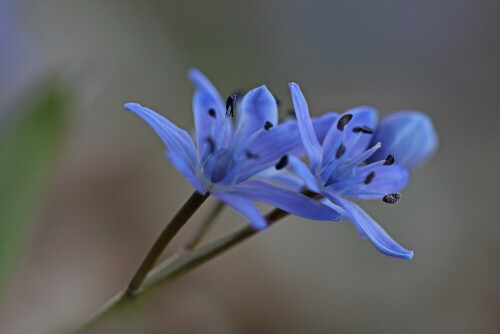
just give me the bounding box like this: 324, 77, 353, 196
230, 181, 340, 221
343, 164, 410, 200
237, 120, 301, 181
125, 103, 198, 169
188, 68, 232, 153
289, 83, 322, 171
251, 168, 305, 191
287, 156, 320, 192
319, 198, 350, 223
236, 85, 278, 139
212, 193, 267, 230
320, 198, 366, 237
322, 106, 378, 160
324, 191, 413, 260
312, 112, 338, 144
367, 111, 438, 169
240, 112, 338, 181
166, 152, 206, 194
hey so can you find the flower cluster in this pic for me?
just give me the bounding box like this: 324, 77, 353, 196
125, 69, 438, 259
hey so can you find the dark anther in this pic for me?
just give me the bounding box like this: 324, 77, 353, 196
205, 137, 215, 153
335, 144, 346, 159
264, 121, 274, 131
275, 155, 288, 170
384, 154, 395, 166
245, 151, 260, 159
225, 95, 236, 117
364, 171, 376, 185
208, 108, 216, 119
337, 114, 353, 131
383, 193, 401, 204
353, 126, 373, 134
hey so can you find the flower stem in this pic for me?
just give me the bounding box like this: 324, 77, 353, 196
179, 200, 225, 253
126, 191, 209, 296
76, 206, 288, 333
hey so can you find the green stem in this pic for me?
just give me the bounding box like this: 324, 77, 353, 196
180, 200, 225, 252
76, 207, 288, 333
126, 191, 209, 295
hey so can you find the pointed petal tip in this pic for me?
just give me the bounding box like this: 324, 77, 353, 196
247, 84, 272, 95
187, 68, 214, 90
124, 102, 141, 111
252, 221, 269, 231
381, 248, 414, 260
373, 238, 414, 260
187, 67, 201, 78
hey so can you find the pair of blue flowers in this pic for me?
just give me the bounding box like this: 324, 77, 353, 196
125, 69, 438, 260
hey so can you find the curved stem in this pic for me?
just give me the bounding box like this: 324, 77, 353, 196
180, 200, 225, 252
76, 207, 288, 333
126, 191, 209, 295
77, 191, 318, 333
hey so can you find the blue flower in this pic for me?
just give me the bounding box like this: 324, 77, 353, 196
367, 111, 438, 169
287, 83, 437, 260
125, 69, 339, 230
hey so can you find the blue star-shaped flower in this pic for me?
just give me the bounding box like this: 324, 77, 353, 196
124, 69, 340, 230
287, 83, 438, 260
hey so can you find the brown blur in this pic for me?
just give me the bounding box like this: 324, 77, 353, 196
0, 1, 499, 333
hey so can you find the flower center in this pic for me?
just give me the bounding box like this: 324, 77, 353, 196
200, 97, 274, 189
315, 115, 400, 202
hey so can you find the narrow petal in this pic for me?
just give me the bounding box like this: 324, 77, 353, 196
236, 85, 278, 139
230, 181, 340, 221
251, 168, 305, 191
320, 198, 368, 238
213, 193, 267, 230
289, 83, 322, 171
125, 103, 197, 168
324, 191, 413, 260
188, 68, 232, 153
240, 112, 338, 181
367, 111, 438, 169
288, 156, 320, 192
166, 152, 206, 194
343, 164, 410, 200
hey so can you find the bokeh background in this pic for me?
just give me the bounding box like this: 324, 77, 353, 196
1, 1, 499, 333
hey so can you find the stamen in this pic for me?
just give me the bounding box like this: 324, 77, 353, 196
383, 193, 401, 204
225, 95, 236, 117
245, 151, 260, 159
232, 126, 268, 158
205, 137, 215, 153
287, 109, 296, 118
353, 126, 373, 134
384, 154, 395, 166
337, 114, 353, 131
275, 155, 288, 170
335, 144, 346, 159
364, 171, 375, 184
333, 142, 381, 181
208, 108, 216, 119
264, 121, 273, 131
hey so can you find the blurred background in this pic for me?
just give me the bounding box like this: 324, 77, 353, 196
1, 1, 499, 333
